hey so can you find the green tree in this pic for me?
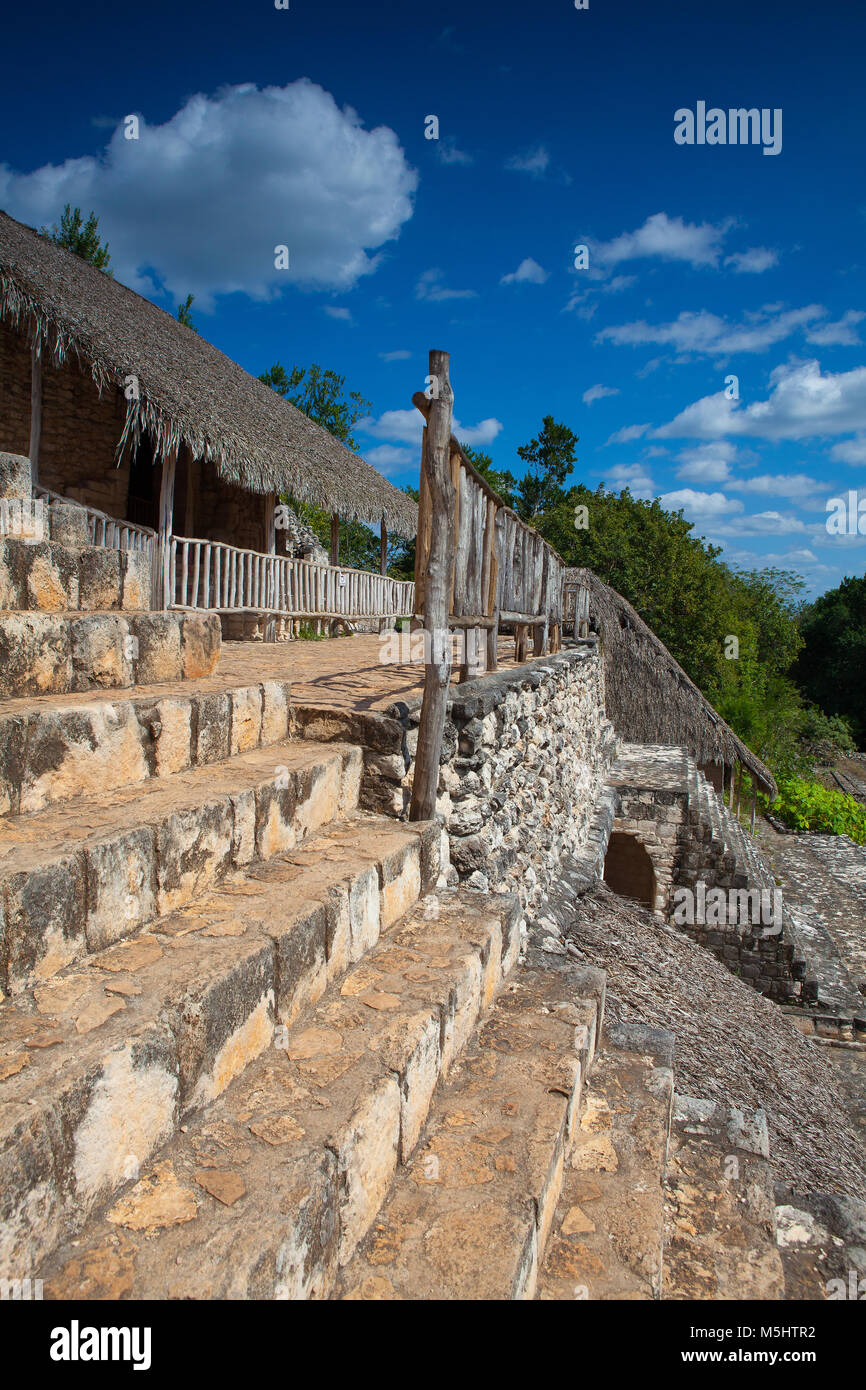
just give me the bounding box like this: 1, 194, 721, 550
42, 205, 112, 273
794, 575, 866, 744
176, 294, 197, 332
514, 416, 579, 522
258, 362, 371, 451
259, 362, 380, 570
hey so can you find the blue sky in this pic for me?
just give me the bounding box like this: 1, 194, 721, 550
1, 0, 864, 597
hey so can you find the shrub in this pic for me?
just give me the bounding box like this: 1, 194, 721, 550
772, 777, 866, 844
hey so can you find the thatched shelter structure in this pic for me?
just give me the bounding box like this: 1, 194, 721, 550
0, 209, 417, 588
564, 567, 776, 797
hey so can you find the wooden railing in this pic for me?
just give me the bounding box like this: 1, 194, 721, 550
168, 534, 414, 622
413, 399, 564, 675
33, 485, 156, 558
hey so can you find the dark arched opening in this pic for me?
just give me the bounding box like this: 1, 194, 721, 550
603, 832, 655, 909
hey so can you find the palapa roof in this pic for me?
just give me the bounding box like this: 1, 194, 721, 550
0, 210, 418, 537
564, 566, 777, 797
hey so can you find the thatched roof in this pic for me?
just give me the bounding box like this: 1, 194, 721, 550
565, 566, 777, 797
0, 210, 417, 536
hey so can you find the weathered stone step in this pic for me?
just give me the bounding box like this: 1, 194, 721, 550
662, 1094, 785, 1300
37, 889, 521, 1299
773, 1187, 866, 1300
0, 815, 438, 1278
0, 534, 150, 613
0, 738, 362, 996
334, 962, 605, 1301
0, 609, 220, 699
536, 1020, 674, 1300
0, 678, 292, 817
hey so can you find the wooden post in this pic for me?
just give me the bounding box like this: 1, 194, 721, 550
184, 454, 199, 537
330, 513, 340, 566
750, 787, 757, 835
380, 515, 388, 575
410, 350, 455, 823
734, 762, 742, 819
29, 346, 42, 487
157, 449, 177, 610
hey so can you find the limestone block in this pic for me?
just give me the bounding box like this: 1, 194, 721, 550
121, 550, 152, 610
70, 614, 131, 691
0, 714, 25, 815
0, 613, 72, 697
272, 901, 328, 1025
0, 452, 32, 500
230, 686, 263, 755
181, 613, 221, 678
133, 614, 183, 684
194, 691, 231, 764
20, 703, 149, 814
78, 548, 123, 611
85, 826, 158, 951
2, 852, 88, 991
48, 501, 90, 548
156, 800, 234, 916
0, 540, 24, 609
144, 697, 192, 777
22, 541, 79, 611
260, 681, 290, 744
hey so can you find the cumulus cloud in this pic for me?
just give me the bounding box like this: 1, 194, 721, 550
606, 423, 650, 444
805, 310, 865, 346
830, 434, 866, 464
724, 247, 779, 274
660, 489, 741, 520
0, 81, 417, 309
602, 463, 655, 498
500, 257, 549, 285
592, 212, 733, 270
324, 305, 353, 322
359, 408, 502, 448
436, 137, 473, 166
379, 349, 411, 362
415, 267, 478, 301
598, 304, 826, 357
655, 360, 866, 442
675, 443, 737, 483
582, 384, 620, 406
363, 444, 416, 474
730, 473, 823, 502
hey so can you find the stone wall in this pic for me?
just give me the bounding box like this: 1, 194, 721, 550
0, 321, 130, 516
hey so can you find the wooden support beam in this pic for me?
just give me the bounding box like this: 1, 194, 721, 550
410, 350, 455, 823
750, 788, 757, 835
330, 513, 340, 566
29, 346, 42, 487
734, 762, 743, 819
157, 449, 177, 610
184, 453, 199, 538
380, 515, 388, 576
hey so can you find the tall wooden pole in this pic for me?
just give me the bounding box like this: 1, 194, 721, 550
410, 349, 455, 823
157, 448, 177, 610
380, 515, 388, 575
29, 346, 42, 488
330, 513, 340, 566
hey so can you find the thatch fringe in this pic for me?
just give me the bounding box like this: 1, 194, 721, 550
0, 211, 418, 537
567, 567, 777, 797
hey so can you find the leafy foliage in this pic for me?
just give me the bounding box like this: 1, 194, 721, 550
794, 575, 866, 745
176, 294, 197, 331
772, 778, 866, 844
42, 205, 112, 273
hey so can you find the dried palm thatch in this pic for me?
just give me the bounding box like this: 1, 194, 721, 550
0, 210, 418, 536
566, 566, 776, 796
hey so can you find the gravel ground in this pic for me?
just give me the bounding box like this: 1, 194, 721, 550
564, 882, 866, 1200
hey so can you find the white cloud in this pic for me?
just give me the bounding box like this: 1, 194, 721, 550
324, 305, 353, 322
598, 304, 825, 356
730, 473, 823, 501
583, 384, 620, 406
363, 444, 415, 474
660, 489, 741, 520
359, 408, 502, 448
724, 247, 779, 273
805, 310, 865, 346
592, 212, 732, 270
379, 349, 411, 362
830, 434, 866, 464
415, 267, 478, 301
675, 444, 736, 483
0, 81, 418, 309
436, 137, 473, 166
505, 145, 550, 176
500, 257, 549, 285
602, 463, 655, 498
606, 423, 650, 444
655, 359, 866, 442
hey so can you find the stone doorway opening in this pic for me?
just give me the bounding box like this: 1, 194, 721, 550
603, 831, 656, 909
